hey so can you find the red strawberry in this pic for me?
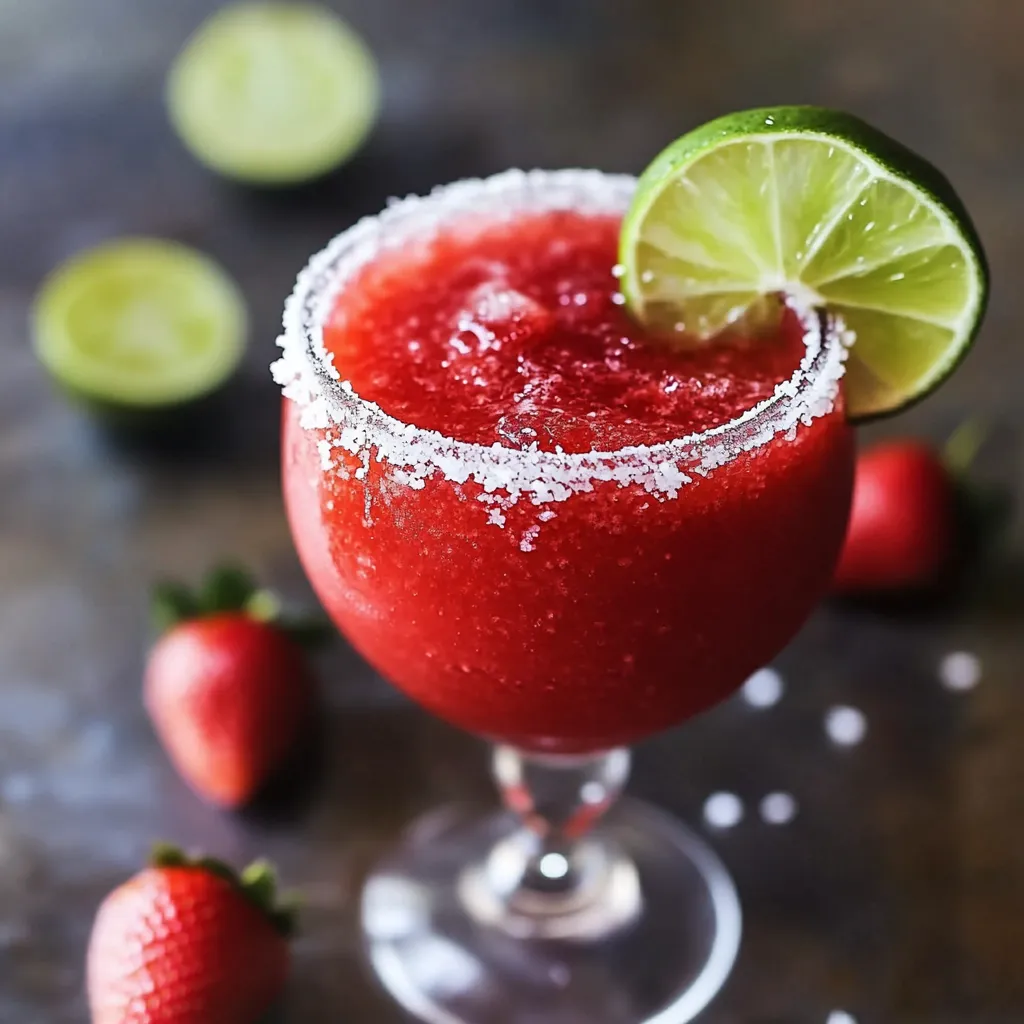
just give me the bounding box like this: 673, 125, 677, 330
145, 566, 323, 807
88, 845, 295, 1024
832, 439, 955, 594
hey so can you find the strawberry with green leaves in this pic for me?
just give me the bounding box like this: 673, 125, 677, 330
88, 844, 296, 1024
145, 565, 328, 808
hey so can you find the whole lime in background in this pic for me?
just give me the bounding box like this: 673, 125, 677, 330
33, 238, 247, 412
167, 2, 380, 186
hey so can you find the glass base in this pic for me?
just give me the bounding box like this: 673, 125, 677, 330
361, 798, 742, 1024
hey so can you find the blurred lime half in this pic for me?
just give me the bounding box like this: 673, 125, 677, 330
168, 2, 380, 185
620, 106, 989, 420
33, 239, 247, 409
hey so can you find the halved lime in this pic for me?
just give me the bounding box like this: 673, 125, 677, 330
167, 2, 379, 185
33, 239, 247, 409
620, 106, 989, 420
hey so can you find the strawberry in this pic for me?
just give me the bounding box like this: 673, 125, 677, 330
833, 439, 954, 594
88, 844, 295, 1024
832, 426, 1012, 596
145, 566, 325, 807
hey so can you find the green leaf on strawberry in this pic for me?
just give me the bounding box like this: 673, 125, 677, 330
200, 564, 259, 614
151, 581, 202, 633
944, 419, 1015, 569
150, 563, 334, 649
149, 843, 299, 937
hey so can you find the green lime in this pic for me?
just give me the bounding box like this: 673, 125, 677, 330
167, 2, 379, 185
33, 239, 247, 409
620, 106, 989, 420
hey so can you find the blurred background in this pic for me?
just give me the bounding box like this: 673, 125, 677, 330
2, 1, 1023, 1021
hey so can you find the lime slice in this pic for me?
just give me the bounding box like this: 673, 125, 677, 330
620, 106, 989, 420
167, 2, 379, 185
33, 239, 247, 409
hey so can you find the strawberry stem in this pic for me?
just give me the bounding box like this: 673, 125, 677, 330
151, 583, 201, 633
240, 860, 300, 937
938, 418, 1015, 563
149, 843, 299, 937
150, 841, 190, 869
150, 565, 334, 647
944, 417, 989, 477
246, 588, 283, 623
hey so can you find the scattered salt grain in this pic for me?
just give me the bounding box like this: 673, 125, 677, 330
520, 525, 540, 552
759, 791, 798, 825
825, 706, 867, 747
741, 667, 784, 708
939, 651, 981, 692
703, 792, 744, 829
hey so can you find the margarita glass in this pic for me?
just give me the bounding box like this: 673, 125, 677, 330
275, 170, 854, 1023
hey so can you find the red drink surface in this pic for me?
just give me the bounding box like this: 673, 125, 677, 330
284, 208, 854, 752
324, 211, 803, 451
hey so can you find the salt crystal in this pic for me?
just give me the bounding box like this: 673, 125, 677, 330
825, 706, 867, 747
939, 651, 981, 692
826, 1013, 857, 1024
520, 525, 540, 552
316, 439, 335, 471
759, 791, 798, 825
741, 667, 784, 708
470, 285, 525, 320
704, 792, 744, 829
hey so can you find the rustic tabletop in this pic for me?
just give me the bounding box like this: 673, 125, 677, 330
2, 1, 1022, 1021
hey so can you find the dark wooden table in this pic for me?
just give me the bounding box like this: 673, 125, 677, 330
2, 1, 1023, 1021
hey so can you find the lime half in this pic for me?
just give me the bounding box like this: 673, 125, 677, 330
33, 239, 247, 409
620, 106, 989, 420
168, 2, 379, 185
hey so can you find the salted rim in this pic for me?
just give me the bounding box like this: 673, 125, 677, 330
272, 168, 850, 505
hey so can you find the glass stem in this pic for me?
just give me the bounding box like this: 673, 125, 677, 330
460, 746, 640, 940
